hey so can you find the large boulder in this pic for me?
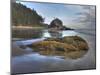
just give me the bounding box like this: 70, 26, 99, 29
29, 36, 89, 59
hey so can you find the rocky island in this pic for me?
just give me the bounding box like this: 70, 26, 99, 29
48, 18, 73, 31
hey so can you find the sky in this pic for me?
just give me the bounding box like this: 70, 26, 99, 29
16, 1, 96, 29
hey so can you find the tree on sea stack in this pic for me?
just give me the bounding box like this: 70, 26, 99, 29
49, 18, 63, 29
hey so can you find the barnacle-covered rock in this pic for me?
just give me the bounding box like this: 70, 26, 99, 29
45, 36, 89, 50
62, 36, 89, 50
30, 36, 89, 59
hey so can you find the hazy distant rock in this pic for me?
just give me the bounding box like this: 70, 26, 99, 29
48, 18, 73, 30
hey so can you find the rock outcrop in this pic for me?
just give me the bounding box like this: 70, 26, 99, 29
29, 36, 89, 59
48, 18, 73, 30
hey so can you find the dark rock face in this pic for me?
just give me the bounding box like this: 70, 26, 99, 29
49, 18, 63, 28
30, 36, 89, 59
48, 18, 73, 30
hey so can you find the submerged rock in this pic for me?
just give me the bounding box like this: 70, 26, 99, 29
30, 36, 89, 59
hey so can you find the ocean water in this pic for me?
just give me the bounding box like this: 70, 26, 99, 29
11, 29, 96, 74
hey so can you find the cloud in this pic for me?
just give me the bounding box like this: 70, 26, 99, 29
72, 6, 96, 29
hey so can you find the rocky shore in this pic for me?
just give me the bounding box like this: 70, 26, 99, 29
28, 36, 89, 59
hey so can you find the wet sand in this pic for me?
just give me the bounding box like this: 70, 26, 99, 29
11, 30, 96, 74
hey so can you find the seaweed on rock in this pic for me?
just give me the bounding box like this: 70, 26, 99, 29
30, 36, 89, 59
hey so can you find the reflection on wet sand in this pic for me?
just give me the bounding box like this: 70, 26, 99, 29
48, 30, 62, 38
11, 30, 96, 74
